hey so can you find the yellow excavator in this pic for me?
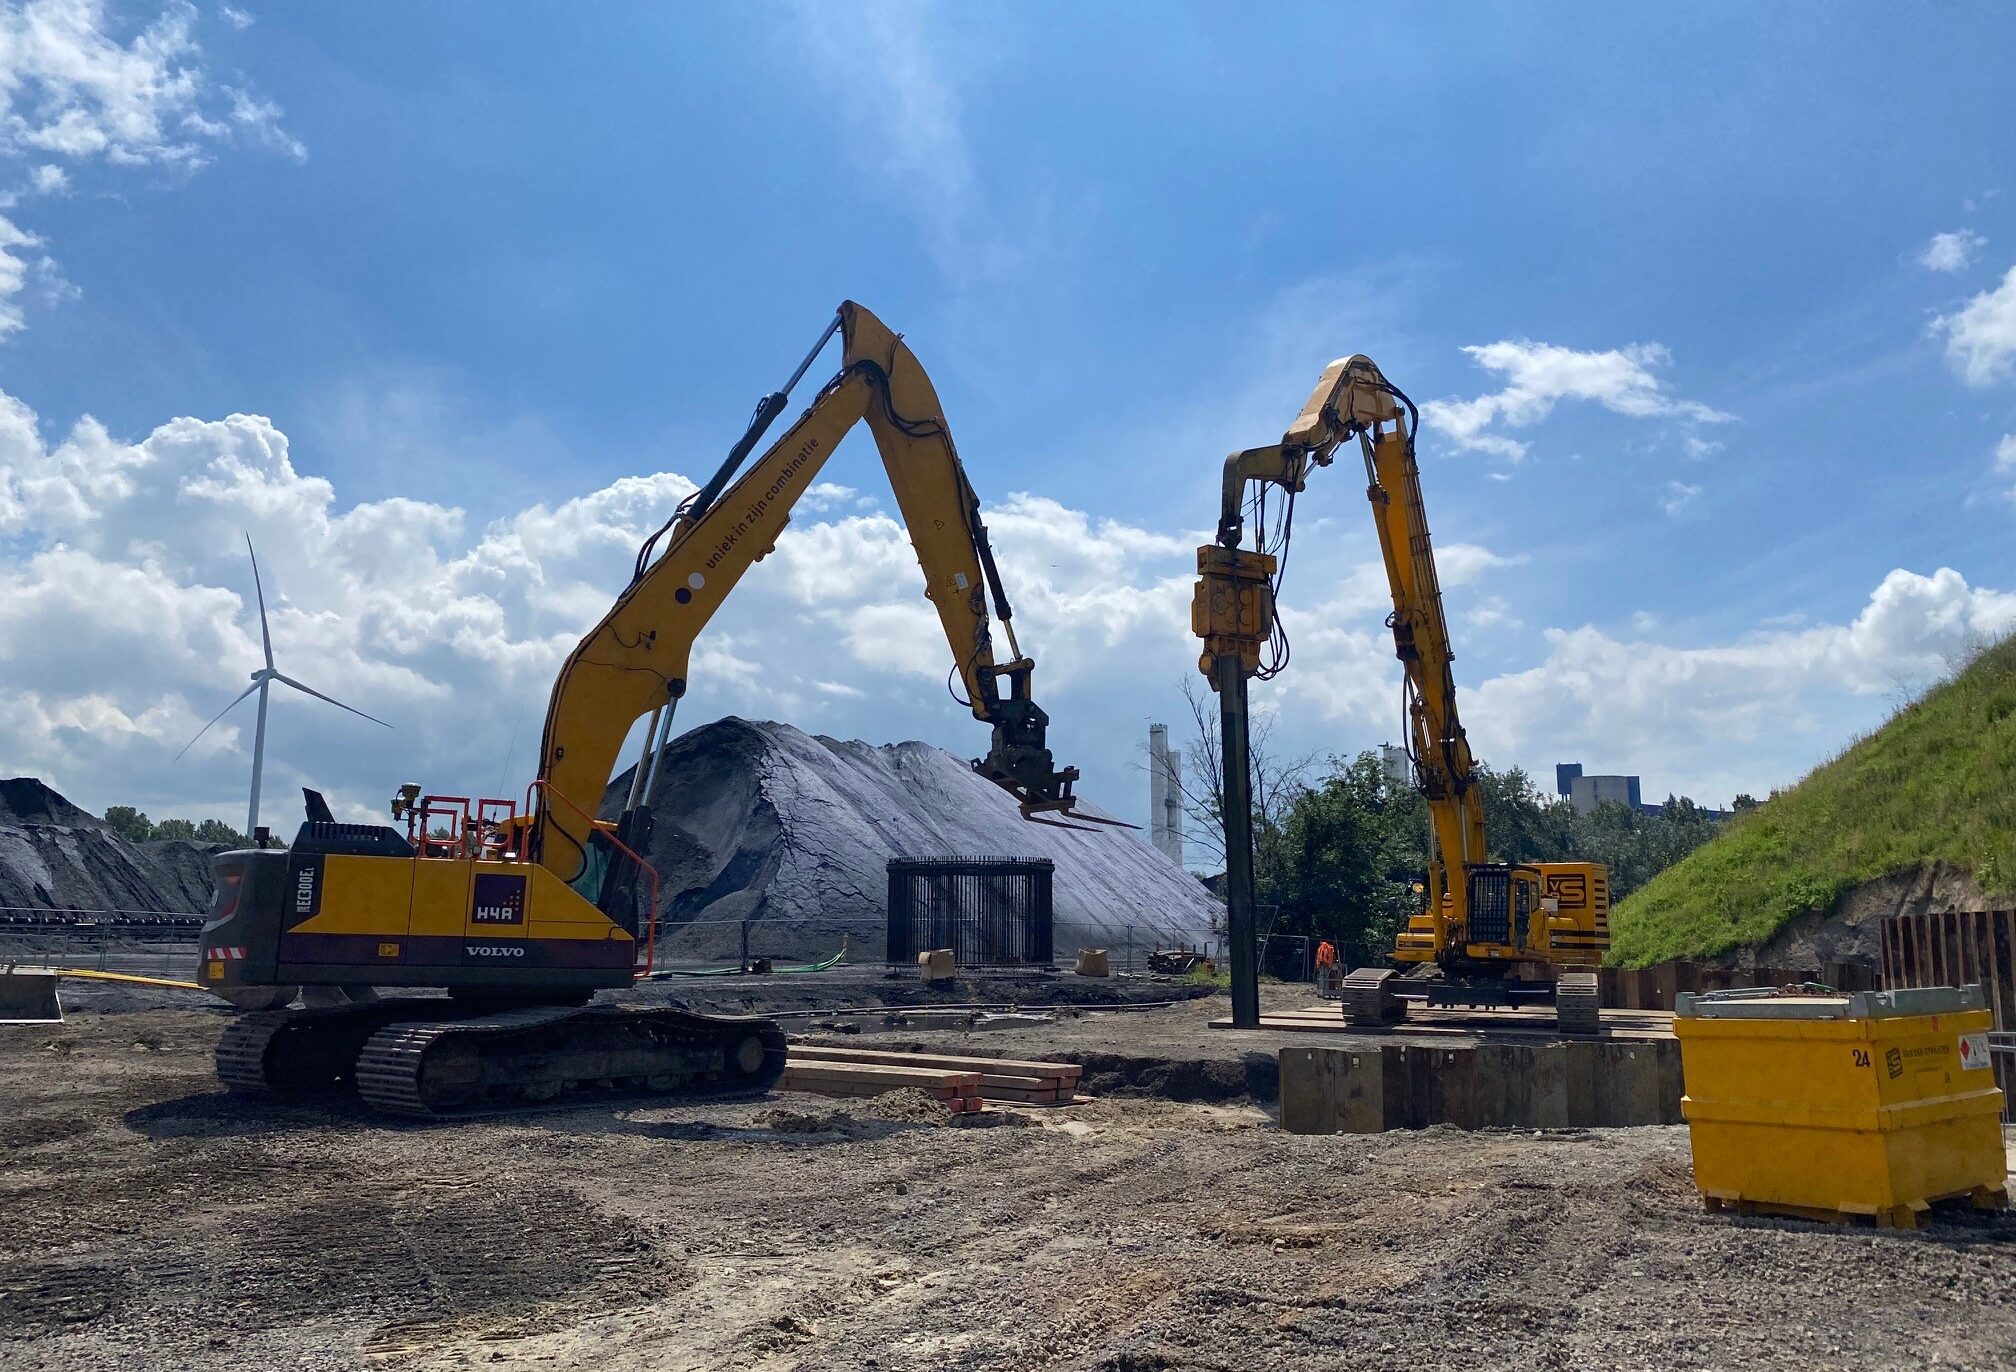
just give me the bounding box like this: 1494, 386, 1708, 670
1193, 354, 1606, 1033
198, 301, 1117, 1114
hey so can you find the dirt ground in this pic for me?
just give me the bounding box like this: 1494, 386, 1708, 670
5, 984, 2016, 1371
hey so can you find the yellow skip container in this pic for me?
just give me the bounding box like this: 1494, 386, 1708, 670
1673, 984, 2007, 1228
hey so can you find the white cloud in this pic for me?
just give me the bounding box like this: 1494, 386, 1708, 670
5, 376, 2010, 827
1920, 229, 1985, 273
1996, 434, 2016, 501
219, 4, 252, 29
0, 1, 297, 335
800, 481, 874, 514
0, 383, 1227, 824
1933, 265, 2016, 386
1457, 568, 2016, 803
1661, 480, 1702, 515
0, 211, 43, 332
1465, 594, 1522, 632
1422, 339, 1731, 458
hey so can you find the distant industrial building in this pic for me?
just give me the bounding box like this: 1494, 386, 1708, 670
1571, 773, 1642, 814
1148, 724, 1184, 867
1555, 762, 1730, 819
1379, 743, 1410, 789
1556, 760, 1641, 814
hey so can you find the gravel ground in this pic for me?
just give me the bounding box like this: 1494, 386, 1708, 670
4, 996, 2015, 1371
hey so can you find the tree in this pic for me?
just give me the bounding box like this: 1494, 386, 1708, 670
103, 805, 153, 842
1175, 675, 1314, 911
194, 819, 249, 846
1265, 751, 1428, 962
101, 807, 250, 846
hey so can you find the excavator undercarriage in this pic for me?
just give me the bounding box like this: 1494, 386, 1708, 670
216, 998, 786, 1117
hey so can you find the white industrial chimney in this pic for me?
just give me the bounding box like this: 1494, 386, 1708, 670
1148, 723, 1184, 868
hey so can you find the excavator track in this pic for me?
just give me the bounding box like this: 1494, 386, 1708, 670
353, 1004, 787, 1118
217, 1000, 787, 1117
216, 1001, 420, 1098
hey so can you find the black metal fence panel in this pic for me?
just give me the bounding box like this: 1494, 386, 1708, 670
886, 856, 1054, 967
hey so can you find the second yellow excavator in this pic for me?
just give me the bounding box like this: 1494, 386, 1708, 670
195, 301, 1120, 1115
1193, 354, 1605, 1032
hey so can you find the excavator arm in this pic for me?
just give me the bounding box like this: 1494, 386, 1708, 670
1194, 354, 1484, 1022
530, 301, 1106, 885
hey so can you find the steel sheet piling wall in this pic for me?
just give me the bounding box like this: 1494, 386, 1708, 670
1882, 908, 2016, 1120
886, 856, 1055, 968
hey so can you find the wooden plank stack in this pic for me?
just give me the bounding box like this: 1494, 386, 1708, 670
783, 1044, 1084, 1110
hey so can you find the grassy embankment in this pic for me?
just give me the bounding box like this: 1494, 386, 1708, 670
1609, 633, 2016, 966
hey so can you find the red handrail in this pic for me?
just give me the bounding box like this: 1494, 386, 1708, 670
523, 778, 660, 977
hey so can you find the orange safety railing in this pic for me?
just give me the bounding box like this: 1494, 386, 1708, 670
523, 778, 660, 978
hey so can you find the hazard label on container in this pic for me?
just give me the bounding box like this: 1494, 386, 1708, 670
1958, 1032, 1992, 1073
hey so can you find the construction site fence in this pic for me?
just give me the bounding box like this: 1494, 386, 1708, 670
1881, 908, 2016, 1120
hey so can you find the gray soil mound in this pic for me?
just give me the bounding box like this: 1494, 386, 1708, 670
608, 717, 1219, 963
0, 778, 221, 918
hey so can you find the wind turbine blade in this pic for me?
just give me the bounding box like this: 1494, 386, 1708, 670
174, 681, 262, 762
272, 672, 394, 729
246, 532, 274, 670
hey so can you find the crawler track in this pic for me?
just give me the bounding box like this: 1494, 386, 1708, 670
217, 1000, 787, 1117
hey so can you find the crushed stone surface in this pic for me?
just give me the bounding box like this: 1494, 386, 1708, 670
4, 1005, 2015, 1371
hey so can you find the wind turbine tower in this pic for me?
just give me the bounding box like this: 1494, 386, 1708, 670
178, 535, 393, 836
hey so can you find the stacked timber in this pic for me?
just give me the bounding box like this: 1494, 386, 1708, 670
778, 1058, 985, 1113
785, 1044, 1084, 1108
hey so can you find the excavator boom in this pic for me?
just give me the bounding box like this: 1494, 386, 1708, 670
535, 300, 1106, 881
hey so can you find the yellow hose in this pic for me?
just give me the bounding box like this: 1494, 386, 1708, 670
52, 967, 203, 992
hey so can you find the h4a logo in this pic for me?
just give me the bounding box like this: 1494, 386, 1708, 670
471, 872, 528, 925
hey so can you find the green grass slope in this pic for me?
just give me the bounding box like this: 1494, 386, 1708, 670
1609, 634, 2016, 966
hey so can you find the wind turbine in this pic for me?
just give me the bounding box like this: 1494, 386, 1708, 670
177, 535, 393, 837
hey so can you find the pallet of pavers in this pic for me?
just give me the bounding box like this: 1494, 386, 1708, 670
787, 1045, 1085, 1107
778, 1058, 986, 1113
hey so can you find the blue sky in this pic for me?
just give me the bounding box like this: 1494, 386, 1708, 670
4, 2, 2016, 857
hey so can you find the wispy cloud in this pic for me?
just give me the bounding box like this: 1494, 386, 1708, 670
1919, 229, 1985, 273
1934, 265, 2016, 386
787, 2, 1029, 290
1422, 339, 1731, 459
0, 0, 300, 336
1661, 480, 1703, 516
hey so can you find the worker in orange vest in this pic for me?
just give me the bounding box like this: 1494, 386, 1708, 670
1315, 939, 1338, 971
